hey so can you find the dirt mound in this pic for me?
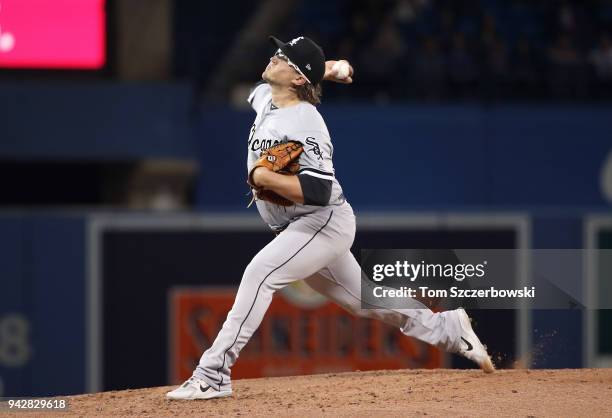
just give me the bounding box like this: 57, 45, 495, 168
12, 369, 612, 417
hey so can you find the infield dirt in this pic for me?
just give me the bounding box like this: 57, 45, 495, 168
9, 369, 612, 417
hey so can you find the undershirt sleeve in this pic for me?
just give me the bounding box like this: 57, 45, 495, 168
298, 174, 332, 206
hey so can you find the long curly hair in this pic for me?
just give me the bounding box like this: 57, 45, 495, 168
294, 82, 323, 105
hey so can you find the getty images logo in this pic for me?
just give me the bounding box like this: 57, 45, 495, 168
0, 2, 16, 53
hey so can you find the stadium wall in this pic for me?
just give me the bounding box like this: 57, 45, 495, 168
2, 84, 609, 209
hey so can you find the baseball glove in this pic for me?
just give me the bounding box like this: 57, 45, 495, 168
247, 141, 303, 207
254, 161, 300, 206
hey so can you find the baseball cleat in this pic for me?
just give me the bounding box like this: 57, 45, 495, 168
455, 308, 495, 373
166, 377, 232, 400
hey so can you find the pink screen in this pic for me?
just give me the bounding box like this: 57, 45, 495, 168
0, 0, 106, 69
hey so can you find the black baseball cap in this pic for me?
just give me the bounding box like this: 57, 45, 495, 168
269, 35, 326, 85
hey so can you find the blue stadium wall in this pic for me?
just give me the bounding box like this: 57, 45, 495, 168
2, 83, 609, 209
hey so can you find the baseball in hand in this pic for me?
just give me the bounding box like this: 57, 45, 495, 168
331, 60, 351, 80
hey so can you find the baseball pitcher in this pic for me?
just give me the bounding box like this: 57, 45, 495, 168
167, 35, 494, 401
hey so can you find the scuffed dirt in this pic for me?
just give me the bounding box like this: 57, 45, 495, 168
8, 369, 612, 417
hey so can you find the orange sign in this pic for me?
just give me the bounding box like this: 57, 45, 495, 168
169, 287, 442, 383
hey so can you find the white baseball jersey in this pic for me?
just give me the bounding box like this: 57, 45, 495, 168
247, 82, 346, 231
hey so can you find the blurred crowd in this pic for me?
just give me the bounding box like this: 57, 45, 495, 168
284, 0, 612, 102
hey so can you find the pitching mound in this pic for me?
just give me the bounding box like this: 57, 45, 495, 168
16, 369, 612, 417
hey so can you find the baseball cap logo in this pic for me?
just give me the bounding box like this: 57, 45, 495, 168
305, 64, 311, 70
288, 36, 304, 46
